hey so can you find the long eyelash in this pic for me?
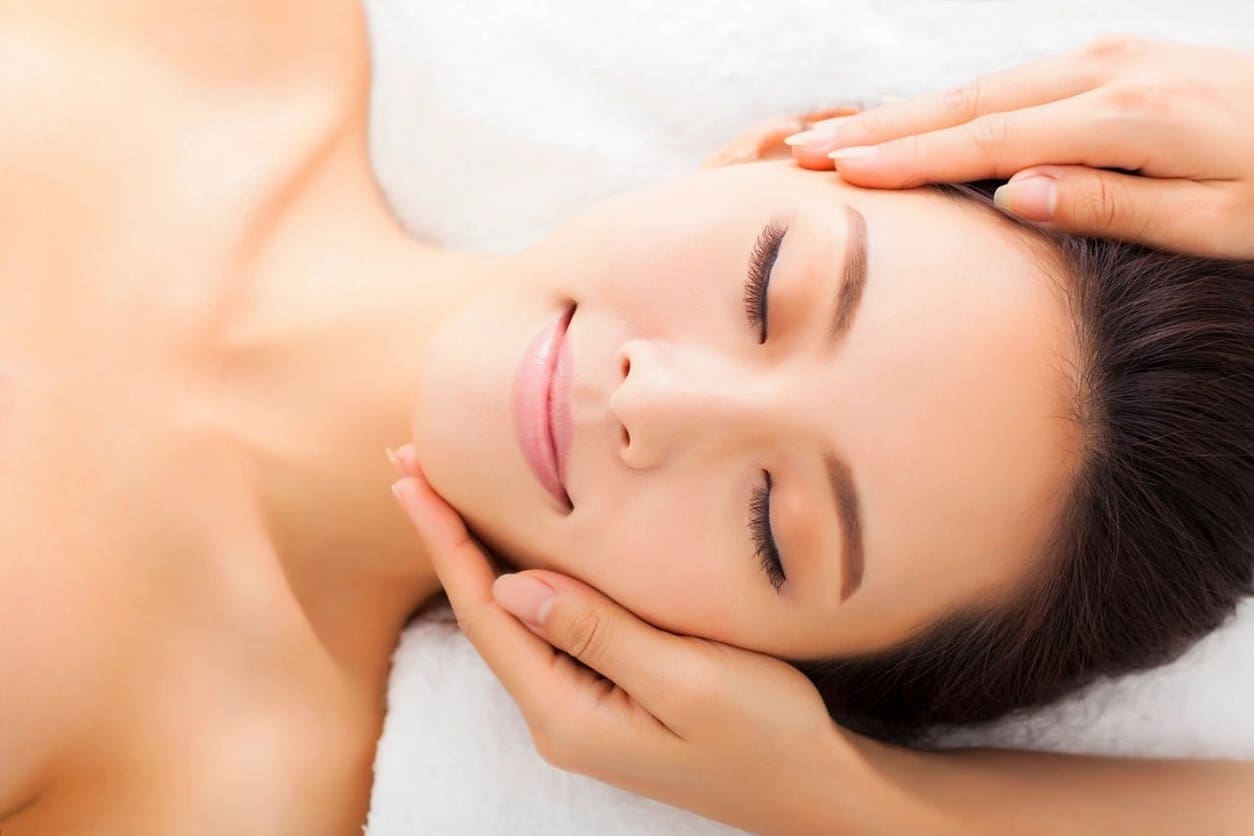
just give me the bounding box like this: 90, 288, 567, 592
749, 471, 786, 593
743, 219, 786, 344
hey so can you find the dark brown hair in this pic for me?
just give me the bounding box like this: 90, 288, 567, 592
796, 179, 1254, 746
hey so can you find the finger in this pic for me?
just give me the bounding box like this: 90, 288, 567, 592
790, 100, 900, 170
699, 114, 808, 169
993, 164, 1239, 257
391, 470, 704, 725
791, 125, 847, 170
787, 106, 862, 170
391, 473, 505, 611
391, 475, 680, 760
387, 443, 420, 478
787, 45, 1102, 156
494, 570, 719, 734
827, 90, 1173, 189
702, 105, 862, 170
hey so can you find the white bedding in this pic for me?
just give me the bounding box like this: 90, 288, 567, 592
361, 1, 1254, 832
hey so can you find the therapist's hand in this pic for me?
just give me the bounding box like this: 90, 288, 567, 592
787, 35, 1254, 259
387, 445, 877, 836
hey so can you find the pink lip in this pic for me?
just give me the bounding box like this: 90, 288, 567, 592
512, 305, 575, 510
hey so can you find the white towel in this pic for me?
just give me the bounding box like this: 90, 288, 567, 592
361, 2, 1254, 832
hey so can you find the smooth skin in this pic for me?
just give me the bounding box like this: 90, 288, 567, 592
2, 7, 1249, 831
788, 34, 1254, 259
393, 448, 1254, 836
0, 2, 1090, 830
392, 34, 1254, 836
0, 3, 1085, 831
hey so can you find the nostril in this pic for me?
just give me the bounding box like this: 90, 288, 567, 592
621, 426, 631, 449
619, 354, 631, 379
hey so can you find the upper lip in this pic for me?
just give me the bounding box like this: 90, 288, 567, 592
512, 304, 575, 511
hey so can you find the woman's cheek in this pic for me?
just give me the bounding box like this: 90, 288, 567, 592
574, 503, 744, 638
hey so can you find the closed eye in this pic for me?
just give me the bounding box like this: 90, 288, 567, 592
743, 219, 787, 343
749, 471, 785, 593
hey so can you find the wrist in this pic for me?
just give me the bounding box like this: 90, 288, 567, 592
776, 726, 958, 836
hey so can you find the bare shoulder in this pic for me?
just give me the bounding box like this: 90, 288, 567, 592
110, 0, 371, 94
0, 0, 368, 142
1, 0, 369, 71
0, 0, 371, 271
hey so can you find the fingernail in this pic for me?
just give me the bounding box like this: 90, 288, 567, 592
828, 145, 879, 162
494, 574, 558, 627
785, 115, 855, 146
386, 447, 402, 475
391, 478, 424, 526
784, 127, 832, 147
994, 175, 1057, 221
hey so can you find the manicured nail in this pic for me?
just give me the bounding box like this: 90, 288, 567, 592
784, 128, 828, 146
494, 574, 558, 627
994, 175, 1057, 221
386, 447, 402, 475
391, 478, 429, 529
828, 145, 879, 162
785, 117, 856, 146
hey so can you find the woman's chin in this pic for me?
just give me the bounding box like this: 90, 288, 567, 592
409, 381, 547, 565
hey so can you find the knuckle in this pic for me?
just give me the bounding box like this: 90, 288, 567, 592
966, 112, 1011, 155
1084, 32, 1149, 65
881, 131, 927, 172
855, 106, 892, 139
1077, 176, 1126, 230
1102, 82, 1176, 119
940, 79, 984, 122
560, 608, 609, 664
454, 610, 485, 646
895, 131, 924, 159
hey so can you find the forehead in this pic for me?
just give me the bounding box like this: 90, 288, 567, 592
815, 178, 1080, 640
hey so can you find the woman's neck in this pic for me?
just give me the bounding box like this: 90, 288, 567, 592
209, 131, 503, 676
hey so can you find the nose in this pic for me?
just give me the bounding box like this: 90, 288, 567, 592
610, 338, 777, 470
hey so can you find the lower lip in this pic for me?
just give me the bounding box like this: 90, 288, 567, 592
512, 306, 574, 509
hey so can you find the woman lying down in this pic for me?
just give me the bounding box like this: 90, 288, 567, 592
2, 1, 1251, 833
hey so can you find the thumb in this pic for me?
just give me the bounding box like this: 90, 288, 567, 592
992, 165, 1224, 256
493, 571, 705, 724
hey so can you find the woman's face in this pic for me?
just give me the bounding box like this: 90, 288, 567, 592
411, 160, 1080, 660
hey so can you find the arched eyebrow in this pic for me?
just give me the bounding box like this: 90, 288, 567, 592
829, 205, 868, 343
827, 452, 863, 602
828, 205, 868, 602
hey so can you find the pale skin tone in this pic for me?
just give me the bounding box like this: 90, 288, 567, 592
786, 34, 1254, 259
408, 155, 1080, 661
0, 4, 1249, 834
393, 30, 1254, 836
